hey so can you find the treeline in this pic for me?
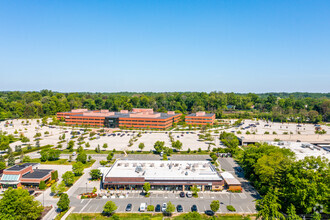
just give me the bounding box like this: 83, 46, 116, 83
0, 90, 329, 122
239, 143, 329, 218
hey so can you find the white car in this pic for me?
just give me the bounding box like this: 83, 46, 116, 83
140, 203, 147, 212
161, 203, 167, 212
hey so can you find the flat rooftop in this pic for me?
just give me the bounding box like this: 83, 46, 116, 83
104, 160, 222, 181
22, 169, 53, 179
186, 113, 215, 117
265, 141, 330, 160
106, 112, 180, 120
6, 163, 39, 171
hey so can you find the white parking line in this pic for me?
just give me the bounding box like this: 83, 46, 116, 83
79, 199, 92, 213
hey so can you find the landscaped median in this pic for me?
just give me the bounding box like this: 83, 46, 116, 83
65, 213, 255, 220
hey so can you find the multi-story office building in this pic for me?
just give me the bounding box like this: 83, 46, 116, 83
57, 108, 181, 130
185, 111, 216, 125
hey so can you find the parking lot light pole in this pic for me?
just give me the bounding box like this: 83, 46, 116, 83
86, 182, 87, 193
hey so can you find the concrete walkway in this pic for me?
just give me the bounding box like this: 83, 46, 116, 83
61, 207, 75, 220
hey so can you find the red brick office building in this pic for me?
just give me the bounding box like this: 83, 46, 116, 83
185, 111, 216, 125
0, 163, 53, 189
57, 108, 181, 130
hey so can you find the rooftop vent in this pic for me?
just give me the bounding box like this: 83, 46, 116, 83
135, 166, 143, 173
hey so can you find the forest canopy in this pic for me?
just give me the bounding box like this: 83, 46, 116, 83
0, 90, 329, 122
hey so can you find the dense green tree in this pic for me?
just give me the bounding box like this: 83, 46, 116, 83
172, 140, 183, 151
103, 201, 117, 216
62, 171, 75, 186
76, 152, 87, 164
90, 169, 101, 180
286, 204, 301, 220
107, 152, 114, 161
210, 200, 220, 212
0, 187, 43, 220
39, 180, 46, 190
57, 193, 70, 212
0, 161, 6, 170
138, 143, 145, 151
256, 188, 284, 220
154, 141, 165, 153
67, 140, 74, 150
7, 153, 15, 166
72, 162, 84, 176
166, 201, 175, 214
143, 182, 151, 194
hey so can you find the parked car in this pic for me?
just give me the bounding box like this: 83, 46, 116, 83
155, 204, 161, 212
140, 203, 147, 212
179, 192, 185, 198
72, 152, 76, 156
186, 191, 192, 198
126, 203, 132, 211
161, 203, 167, 212
177, 205, 183, 212
205, 210, 215, 216
191, 205, 198, 212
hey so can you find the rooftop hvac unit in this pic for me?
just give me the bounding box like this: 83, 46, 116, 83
135, 166, 143, 173
117, 163, 122, 166
160, 163, 164, 167
185, 171, 188, 176
133, 163, 137, 167
150, 163, 154, 167
125, 163, 129, 167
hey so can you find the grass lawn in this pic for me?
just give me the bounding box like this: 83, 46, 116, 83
66, 213, 255, 220
29, 158, 96, 167
67, 213, 163, 220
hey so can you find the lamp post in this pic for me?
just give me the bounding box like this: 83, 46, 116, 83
86, 182, 87, 194
229, 192, 232, 205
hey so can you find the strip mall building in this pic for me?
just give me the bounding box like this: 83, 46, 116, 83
100, 160, 224, 191
57, 108, 181, 130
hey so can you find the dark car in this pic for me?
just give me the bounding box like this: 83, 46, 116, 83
179, 192, 185, 198
191, 205, 198, 212
205, 210, 215, 216
155, 204, 161, 212
177, 205, 183, 212
126, 203, 132, 211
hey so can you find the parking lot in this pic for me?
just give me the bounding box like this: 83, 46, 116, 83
71, 188, 257, 214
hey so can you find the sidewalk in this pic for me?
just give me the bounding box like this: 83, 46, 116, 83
61, 207, 75, 220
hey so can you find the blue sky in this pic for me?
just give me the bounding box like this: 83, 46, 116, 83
0, 0, 329, 93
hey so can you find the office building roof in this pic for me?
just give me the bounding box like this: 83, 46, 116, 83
104, 160, 222, 181
22, 169, 53, 179
6, 163, 39, 171
186, 113, 215, 117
